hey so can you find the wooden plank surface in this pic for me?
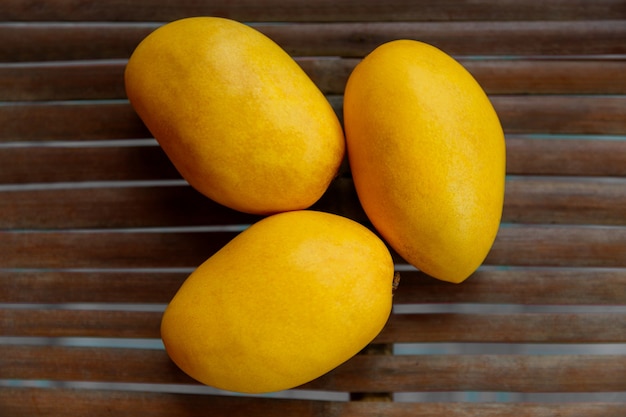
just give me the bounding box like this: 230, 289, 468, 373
1, 225, 626, 269
2, 345, 625, 392
1, 176, 625, 229
2, 95, 624, 142
3, 0, 625, 22
2, 21, 625, 62
1, 388, 624, 417
2, 308, 624, 343
2, 58, 625, 101
2, 268, 625, 305
1, 136, 624, 184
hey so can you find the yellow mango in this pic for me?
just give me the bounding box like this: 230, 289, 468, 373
343, 40, 505, 283
125, 17, 345, 214
160, 210, 395, 393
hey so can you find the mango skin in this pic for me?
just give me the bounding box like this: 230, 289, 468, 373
343, 40, 505, 283
160, 210, 394, 393
125, 17, 345, 215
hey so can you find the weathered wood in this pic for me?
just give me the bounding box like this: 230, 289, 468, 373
2, 95, 624, 142
0, 184, 262, 229
2, 267, 625, 305
3, 0, 625, 22
2, 345, 625, 392
502, 176, 626, 225
2, 21, 625, 62
2, 58, 625, 101
1, 176, 624, 230
1, 388, 624, 417
2, 135, 624, 185
505, 136, 626, 177
1, 225, 625, 269
2, 308, 624, 343
305, 354, 626, 392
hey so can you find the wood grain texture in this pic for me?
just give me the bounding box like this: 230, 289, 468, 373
1, 176, 624, 229
2, 58, 625, 101
2, 21, 625, 62
2, 308, 624, 343
3, 0, 625, 22
2, 136, 624, 185
2, 345, 625, 392
1, 388, 624, 417
2, 267, 625, 305
2, 96, 624, 142
1, 225, 625, 269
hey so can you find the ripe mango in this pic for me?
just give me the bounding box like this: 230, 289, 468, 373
125, 17, 345, 214
160, 210, 395, 393
343, 40, 505, 283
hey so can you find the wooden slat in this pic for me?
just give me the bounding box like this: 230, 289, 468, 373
2, 59, 625, 101
0, 145, 179, 183
1, 136, 624, 185
3, 0, 625, 22
485, 225, 626, 268
1, 388, 624, 417
0, 270, 187, 304
502, 176, 626, 226
0, 101, 150, 141
376, 313, 626, 344
2, 96, 624, 142
2, 345, 625, 392
1, 176, 625, 230
2, 309, 625, 343
306, 354, 626, 392
2, 268, 625, 305
0, 184, 262, 229
2, 21, 625, 62
505, 136, 626, 177
1, 225, 625, 269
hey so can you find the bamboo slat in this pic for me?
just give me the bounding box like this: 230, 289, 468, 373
1, 388, 623, 417
3, 0, 625, 22
2, 346, 625, 392
2, 309, 624, 343
2, 21, 625, 62
2, 268, 625, 305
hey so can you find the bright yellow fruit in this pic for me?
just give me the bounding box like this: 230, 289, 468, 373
343, 40, 505, 283
125, 17, 345, 214
160, 210, 395, 393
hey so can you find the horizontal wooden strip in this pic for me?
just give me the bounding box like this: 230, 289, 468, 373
394, 268, 626, 306
3, 59, 626, 101
2, 21, 625, 62
484, 225, 626, 268
376, 313, 626, 344
1, 389, 624, 417
2, 309, 624, 343
0, 101, 150, 141
2, 136, 624, 185
305, 354, 626, 392
0, 184, 263, 229
505, 136, 626, 176
3, 0, 625, 22
1, 176, 625, 230
502, 176, 626, 225
2, 95, 625, 142
2, 268, 625, 305
2, 345, 624, 392
1, 225, 625, 269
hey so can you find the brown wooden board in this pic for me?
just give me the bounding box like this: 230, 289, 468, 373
2, 21, 625, 62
